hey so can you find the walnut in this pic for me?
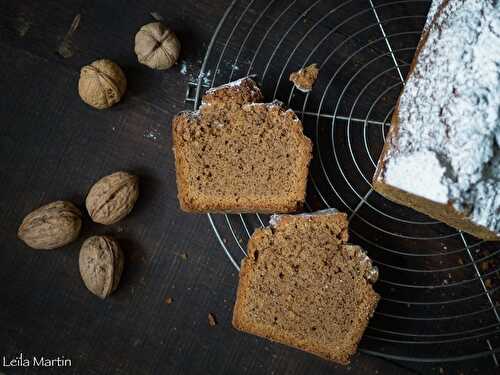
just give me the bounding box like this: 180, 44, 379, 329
86, 171, 139, 225
78, 59, 127, 109
79, 235, 124, 299
17, 201, 82, 250
134, 22, 181, 70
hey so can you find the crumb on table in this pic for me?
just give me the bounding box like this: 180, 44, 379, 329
208, 312, 217, 327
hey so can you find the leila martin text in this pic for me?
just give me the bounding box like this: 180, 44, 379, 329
3, 353, 71, 368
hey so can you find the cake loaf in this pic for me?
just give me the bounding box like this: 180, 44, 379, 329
172, 78, 312, 213
232, 210, 379, 364
373, 0, 500, 240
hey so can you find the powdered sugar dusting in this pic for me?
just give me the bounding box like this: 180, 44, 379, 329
382, 0, 500, 235
344, 245, 379, 284
144, 129, 159, 141
201, 77, 262, 107
180, 61, 187, 75
243, 99, 282, 108
285, 108, 300, 122
269, 208, 339, 227
294, 85, 312, 93
385, 150, 449, 203
424, 0, 440, 31
206, 77, 253, 92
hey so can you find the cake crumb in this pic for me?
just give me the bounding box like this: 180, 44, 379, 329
289, 63, 319, 92
208, 312, 217, 327
484, 279, 492, 288
57, 14, 81, 58
150, 11, 163, 21
180, 61, 188, 75
144, 129, 159, 141
176, 252, 188, 261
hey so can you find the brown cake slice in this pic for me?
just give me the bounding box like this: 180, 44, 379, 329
172, 78, 312, 213
232, 210, 379, 365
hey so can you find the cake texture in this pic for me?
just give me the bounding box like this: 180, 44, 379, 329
172, 77, 312, 213
232, 209, 379, 365
374, 0, 500, 240
289, 64, 319, 92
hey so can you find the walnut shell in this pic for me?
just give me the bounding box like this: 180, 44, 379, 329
79, 235, 124, 299
78, 59, 127, 109
86, 171, 139, 225
134, 22, 180, 70
17, 201, 82, 250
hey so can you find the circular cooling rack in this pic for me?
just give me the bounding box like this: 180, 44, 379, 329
187, 0, 500, 366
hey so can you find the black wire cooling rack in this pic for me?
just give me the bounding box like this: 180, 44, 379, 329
184, 0, 500, 366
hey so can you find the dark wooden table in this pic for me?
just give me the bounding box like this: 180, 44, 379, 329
0, 1, 492, 374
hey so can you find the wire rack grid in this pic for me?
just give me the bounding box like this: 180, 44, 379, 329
184, 0, 500, 366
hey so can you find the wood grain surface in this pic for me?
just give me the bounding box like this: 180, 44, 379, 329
0, 1, 494, 374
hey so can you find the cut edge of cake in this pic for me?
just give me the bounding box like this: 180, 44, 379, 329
172, 77, 313, 213
232, 210, 380, 365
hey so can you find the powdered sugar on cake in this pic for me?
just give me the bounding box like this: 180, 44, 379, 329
200, 78, 301, 123
201, 77, 262, 107
344, 245, 379, 284
382, 0, 500, 234
384, 150, 449, 203
243, 101, 301, 122
423, 0, 441, 31
205, 76, 253, 91
243, 99, 284, 108
269, 208, 339, 227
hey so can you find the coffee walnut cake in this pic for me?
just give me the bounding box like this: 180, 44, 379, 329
172, 78, 312, 213
374, 0, 500, 240
233, 210, 379, 365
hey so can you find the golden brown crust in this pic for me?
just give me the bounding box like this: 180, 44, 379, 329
172, 113, 192, 212
233, 283, 378, 365
373, 180, 500, 241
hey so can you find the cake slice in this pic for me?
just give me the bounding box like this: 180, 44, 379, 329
373, 0, 500, 240
232, 210, 379, 365
172, 77, 312, 213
